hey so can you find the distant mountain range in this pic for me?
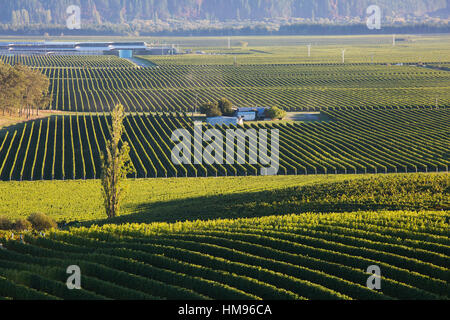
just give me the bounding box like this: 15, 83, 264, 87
0, 0, 448, 25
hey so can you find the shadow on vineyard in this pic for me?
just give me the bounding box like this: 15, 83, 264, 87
79, 174, 449, 227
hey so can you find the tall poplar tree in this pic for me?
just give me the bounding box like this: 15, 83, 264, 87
100, 104, 135, 218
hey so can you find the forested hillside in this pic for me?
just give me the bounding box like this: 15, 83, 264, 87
0, 0, 448, 25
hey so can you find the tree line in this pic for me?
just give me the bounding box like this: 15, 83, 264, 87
0, 61, 52, 118
0, 0, 446, 24
0, 22, 448, 37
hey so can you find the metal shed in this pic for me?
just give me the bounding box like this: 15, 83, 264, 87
119, 50, 133, 58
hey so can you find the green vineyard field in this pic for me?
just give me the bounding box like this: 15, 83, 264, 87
142, 35, 450, 65
0, 209, 448, 300
0, 108, 448, 181
1, 56, 450, 112
0, 172, 447, 224
0, 55, 135, 68
0, 35, 449, 301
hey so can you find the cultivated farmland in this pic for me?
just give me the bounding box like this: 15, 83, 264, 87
0, 208, 448, 300
0, 55, 135, 68
0, 35, 448, 301
0, 109, 448, 181
15, 64, 450, 112
0, 173, 446, 224
1, 60, 450, 113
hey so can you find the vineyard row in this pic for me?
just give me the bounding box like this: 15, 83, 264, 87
0, 109, 448, 181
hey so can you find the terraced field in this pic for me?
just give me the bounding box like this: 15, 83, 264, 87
0, 209, 448, 300
0, 108, 448, 181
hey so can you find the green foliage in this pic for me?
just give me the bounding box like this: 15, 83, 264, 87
199, 101, 215, 114
27, 213, 57, 231
0, 60, 52, 117
201, 98, 234, 117
265, 106, 287, 120
217, 98, 234, 116
0, 216, 12, 230
200, 101, 222, 117
100, 104, 135, 219
12, 219, 32, 231
207, 105, 222, 117
0, 276, 57, 300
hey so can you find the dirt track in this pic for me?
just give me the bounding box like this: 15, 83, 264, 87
0, 110, 63, 129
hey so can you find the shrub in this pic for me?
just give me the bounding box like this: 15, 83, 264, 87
201, 99, 234, 117
27, 213, 57, 231
13, 219, 32, 231
200, 101, 223, 117
199, 101, 216, 114
207, 105, 223, 117
0, 216, 13, 230
217, 98, 234, 116
203, 104, 222, 117
265, 106, 287, 120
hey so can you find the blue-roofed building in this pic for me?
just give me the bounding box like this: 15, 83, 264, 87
118, 50, 133, 59
235, 111, 256, 121
0, 41, 179, 56
235, 107, 268, 120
